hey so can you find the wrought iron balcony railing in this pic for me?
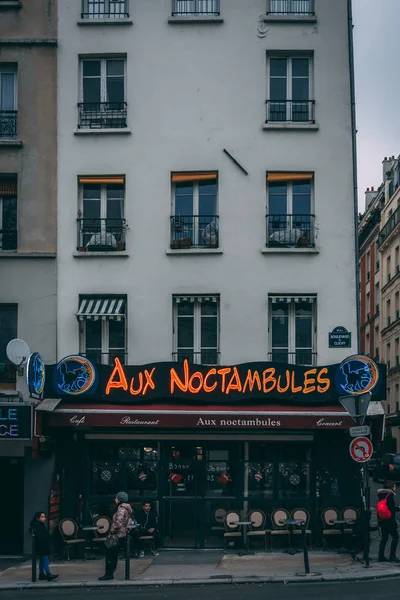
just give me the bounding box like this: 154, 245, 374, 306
266, 100, 315, 123
266, 214, 315, 248
170, 215, 219, 249
78, 102, 127, 129
0, 230, 17, 251
172, 351, 220, 366
77, 218, 126, 252
172, 0, 220, 16
378, 204, 400, 248
80, 351, 127, 366
267, 0, 314, 15
268, 351, 317, 367
0, 110, 17, 138
81, 0, 129, 18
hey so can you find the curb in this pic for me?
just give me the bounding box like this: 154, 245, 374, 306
2, 569, 400, 590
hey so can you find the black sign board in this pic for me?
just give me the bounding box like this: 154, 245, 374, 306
43, 355, 387, 406
0, 404, 32, 440
329, 326, 352, 348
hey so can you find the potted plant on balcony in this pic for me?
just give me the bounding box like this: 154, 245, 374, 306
172, 237, 192, 249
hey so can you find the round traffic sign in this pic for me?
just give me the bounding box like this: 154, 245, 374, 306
349, 437, 373, 463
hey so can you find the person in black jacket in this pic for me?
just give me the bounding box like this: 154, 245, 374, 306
136, 502, 159, 557
377, 481, 400, 562
29, 512, 59, 581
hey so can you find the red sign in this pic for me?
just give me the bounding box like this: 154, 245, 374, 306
46, 410, 354, 431
349, 436, 373, 463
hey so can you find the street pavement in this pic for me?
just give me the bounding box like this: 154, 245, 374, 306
2, 579, 400, 600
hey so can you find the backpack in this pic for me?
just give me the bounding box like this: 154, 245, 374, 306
377, 493, 392, 520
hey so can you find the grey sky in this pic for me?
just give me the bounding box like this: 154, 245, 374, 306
353, 0, 400, 211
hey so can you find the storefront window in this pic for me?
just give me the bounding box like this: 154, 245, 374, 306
205, 461, 235, 497
278, 462, 310, 499
90, 461, 122, 496
167, 459, 197, 496
127, 461, 158, 497
248, 462, 274, 498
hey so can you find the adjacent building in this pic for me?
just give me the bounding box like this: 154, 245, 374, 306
36, 0, 361, 549
0, 0, 57, 553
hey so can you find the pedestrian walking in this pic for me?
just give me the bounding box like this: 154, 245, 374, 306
377, 480, 400, 562
99, 491, 132, 581
29, 512, 59, 581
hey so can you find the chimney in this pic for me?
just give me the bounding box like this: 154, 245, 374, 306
383, 156, 395, 180
365, 187, 377, 209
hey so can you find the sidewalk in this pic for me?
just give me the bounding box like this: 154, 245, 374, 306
1, 547, 400, 589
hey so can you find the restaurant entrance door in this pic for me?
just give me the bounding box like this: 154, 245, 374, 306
161, 442, 242, 549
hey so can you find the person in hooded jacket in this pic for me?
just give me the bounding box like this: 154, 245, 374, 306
29, 512, 58, 581
377, 480, 400, 562
99, 491, 132, 581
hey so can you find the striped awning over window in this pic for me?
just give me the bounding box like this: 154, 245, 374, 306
270, 296, 317, 304
76, 298, 125, 321
174, 296, 218, 304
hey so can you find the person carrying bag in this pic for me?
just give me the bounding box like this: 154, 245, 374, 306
377, 480, 400, 562
99, 492, 132, 580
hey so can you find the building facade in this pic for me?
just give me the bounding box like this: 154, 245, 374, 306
0, 0, 57, 554
44, 0, 360, 548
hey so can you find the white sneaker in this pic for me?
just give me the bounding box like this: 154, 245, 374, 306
151, 549, 159, 556
139, 550, 145, 558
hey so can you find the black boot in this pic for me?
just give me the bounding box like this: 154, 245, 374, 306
47, 574, 59, 581
98, 574, 113, 581
38, 574, 47, 581
389, 556, 400, 563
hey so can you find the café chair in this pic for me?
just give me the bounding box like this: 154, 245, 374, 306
223, 511, 242, 549
321, 508, 341, 549
291, 508, 312, 548
59, 518, 86, 560
342, 507, 359, 534
211, 508, 227, 536
92, 516, 112, 548
270, 508, 291, 550
246, 509, 270, 551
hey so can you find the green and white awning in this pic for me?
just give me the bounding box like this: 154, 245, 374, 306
270, 296, 317, 304
76, 298, 125, 321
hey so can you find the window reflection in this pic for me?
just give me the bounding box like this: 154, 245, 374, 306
90, 462, 121, 495
248, 462, 274, 498
278, 462, 310, 499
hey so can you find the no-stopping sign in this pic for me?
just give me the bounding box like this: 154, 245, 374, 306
349, 437, 373, 463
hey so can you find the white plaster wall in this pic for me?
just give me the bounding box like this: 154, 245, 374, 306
57, 0, 357, 367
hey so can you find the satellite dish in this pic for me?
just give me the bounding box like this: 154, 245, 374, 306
6, 339, 31, 366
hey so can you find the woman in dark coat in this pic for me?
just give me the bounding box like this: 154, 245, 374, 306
29, 512, 58, 581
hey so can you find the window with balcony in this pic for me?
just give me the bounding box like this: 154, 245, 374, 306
266, 173, 314, 248
78, 296, 126, 365
266, 56, 314, 123
81, 0, 129, 18
267, 0, 314, 15
79, 58, 127, 129
172, 0, 220, 16
170, 173, 218, 250
77, 176, 126, 252
173, 296, 219, 365
0, 304, 17, 387
0, 66, 17, 139
0, 177, 17, 250
269, 296, 316, 366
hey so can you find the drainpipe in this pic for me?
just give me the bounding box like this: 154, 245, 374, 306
347, 0, 361, 353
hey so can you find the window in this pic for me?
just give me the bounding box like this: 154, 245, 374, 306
267, 0, 314, 15
387, 255, 392, 282
173, 296, 219, 365
395, 338, 399, 365
172, 0, 220, 15
77, 176, 126, 252
387, 299, 391, 326
79, 58, 127, 129
81, 0, 129, 19
387, 343, 391, 369
269, 296, 316, 366
78, 297, 126, 365
267, 56, 314, 123
396, 246, 399, 272
0, 177, 17, 250
396, 385, 399, 412
266, 173, 314, 247
0, 66, 17, 139
171, 173, 218, 249
366, 292, 370, 316
0, 304, 17, 386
